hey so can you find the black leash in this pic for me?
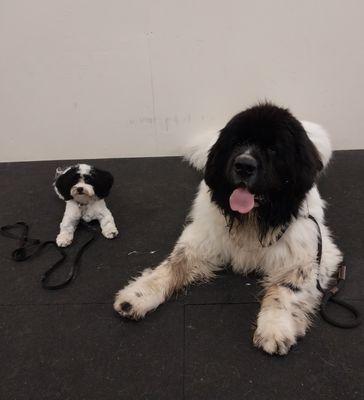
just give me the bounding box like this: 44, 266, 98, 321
1, 217, 360, 327
308, 215, 361, 328
0, 221, 98, 290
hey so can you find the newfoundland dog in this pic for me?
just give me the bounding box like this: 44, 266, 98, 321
114, 103, 341, 355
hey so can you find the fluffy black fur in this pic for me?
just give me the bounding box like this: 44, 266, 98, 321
85, 168, 114, 198
55, 165, 114, 200
204, 103, 323, 238
55, 167, 79, 200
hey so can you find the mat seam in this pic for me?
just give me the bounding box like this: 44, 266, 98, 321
0, 299, 363, 307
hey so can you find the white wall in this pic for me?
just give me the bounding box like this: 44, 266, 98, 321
1, 0, 363, 162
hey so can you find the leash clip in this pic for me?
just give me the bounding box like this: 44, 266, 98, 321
308, 215, 361, 329
338, 264, 346, 280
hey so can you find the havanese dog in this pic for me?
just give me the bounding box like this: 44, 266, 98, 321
114, 103, 342, 355
54, 164, 118, 247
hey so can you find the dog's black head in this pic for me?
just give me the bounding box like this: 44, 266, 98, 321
205, 103, 323, 237
54, 164, 114, 204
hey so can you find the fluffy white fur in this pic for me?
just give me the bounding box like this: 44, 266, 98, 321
57, 198, 118, 247
114, 122, 341, 355
55, 164, 118, 247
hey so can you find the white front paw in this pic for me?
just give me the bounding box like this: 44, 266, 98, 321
102, 225, 119, 239
253, 313, 297, 355
114, 289, 149, 320
56, 232, 74, 247
114, 278, 164, 320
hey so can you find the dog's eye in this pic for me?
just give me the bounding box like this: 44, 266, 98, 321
267, 148, 277, 156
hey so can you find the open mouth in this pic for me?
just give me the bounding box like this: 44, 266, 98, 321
229, 188, 263, 214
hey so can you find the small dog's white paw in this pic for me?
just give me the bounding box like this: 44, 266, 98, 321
56, 232, 74, 247
253, 315, 297, 355
102, 226, 119, 239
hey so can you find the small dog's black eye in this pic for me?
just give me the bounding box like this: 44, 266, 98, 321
267, 148, 277, 156
84, 176, 93, 184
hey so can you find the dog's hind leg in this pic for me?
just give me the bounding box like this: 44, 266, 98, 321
114, 224, 223, 319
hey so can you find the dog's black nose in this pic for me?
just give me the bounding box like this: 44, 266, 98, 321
76, 187, 83, 194
233, 155, 257, 181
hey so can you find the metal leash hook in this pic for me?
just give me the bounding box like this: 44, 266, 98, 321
317, 263, 361, 328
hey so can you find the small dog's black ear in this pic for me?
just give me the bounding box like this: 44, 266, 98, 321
55, 167, 79, 200
92, 168, 114, 198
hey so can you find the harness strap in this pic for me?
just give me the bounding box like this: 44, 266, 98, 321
1, 221, 98, 290
308, 215, 361, 328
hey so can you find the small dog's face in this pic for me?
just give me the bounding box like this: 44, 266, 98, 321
54, 164, 114, 204
205, 104, 323, 233
69, 180, 95, 204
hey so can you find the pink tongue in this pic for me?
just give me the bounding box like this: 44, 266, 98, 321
229, 188, 255, 214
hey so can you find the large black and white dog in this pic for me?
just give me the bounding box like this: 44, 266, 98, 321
114, 103, 341, 355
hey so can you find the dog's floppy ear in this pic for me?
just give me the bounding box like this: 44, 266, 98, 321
54, 167, 79, 200
204, 129, 234, 191
204, 138, 222, 189
92, 168, 114, 199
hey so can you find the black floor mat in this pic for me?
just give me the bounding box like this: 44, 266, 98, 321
0, 151, 363, 399
184, 302, 364, 400
0, 303, 184, 400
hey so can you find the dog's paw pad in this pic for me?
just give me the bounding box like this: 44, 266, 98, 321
121, 302, 132, 312
113, 294, 141, 320
114, 301, 140, 320
113, 286, 164, 320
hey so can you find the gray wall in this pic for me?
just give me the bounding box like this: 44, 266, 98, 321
1, 0, 363, 161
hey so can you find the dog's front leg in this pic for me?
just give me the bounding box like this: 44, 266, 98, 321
253, 270, 320, 355
56, 201, 81, 247
114, 224, 222, 319
96, 201, 118, 239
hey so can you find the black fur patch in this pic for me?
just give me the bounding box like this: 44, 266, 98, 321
204, 102, 323, 239
85, 167, 114, 198
54, 167, 80, 200
55, 164, 114, 200
280, 282, 301, 292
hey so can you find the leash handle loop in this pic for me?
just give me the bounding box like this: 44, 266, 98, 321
1, 221, 98, 290
319, 270, 361, 329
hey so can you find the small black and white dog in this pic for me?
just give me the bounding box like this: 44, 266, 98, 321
114, 103, 341, 355
54, 164, 118, 247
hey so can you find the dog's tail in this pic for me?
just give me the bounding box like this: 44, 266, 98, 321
183, 130, 220, 171
301, 121, 332, 169
183, 121, 332, 171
